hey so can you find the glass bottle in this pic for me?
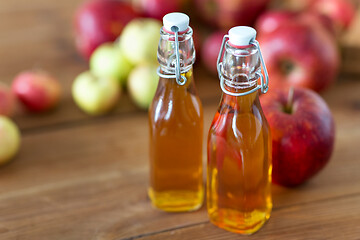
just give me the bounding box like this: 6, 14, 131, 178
148, 13, 203, 212
207, 27, 272, 234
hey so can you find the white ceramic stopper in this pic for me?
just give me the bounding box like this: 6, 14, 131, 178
228, 26, 257, 46
163, 12, 190, 32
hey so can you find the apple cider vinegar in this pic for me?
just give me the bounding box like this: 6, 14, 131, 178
207, 27, 272, 234
148, 13, 203, 212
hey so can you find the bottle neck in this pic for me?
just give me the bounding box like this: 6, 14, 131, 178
157, 27, 195, 75
217, 41, 261, 112
221, 42, 260, 89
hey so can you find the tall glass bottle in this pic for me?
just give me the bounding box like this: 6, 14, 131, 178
148, 13, 203, 212
207, 27, 272, 234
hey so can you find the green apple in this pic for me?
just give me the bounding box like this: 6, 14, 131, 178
90, 43, 132, 86
0, 116, 20, 166
119, 18, 162, 65
72, 71, 121, 115
128, 64, 159, 109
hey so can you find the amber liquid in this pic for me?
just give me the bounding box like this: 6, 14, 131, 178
207, 87, 272, 234
148, 69, 203, 212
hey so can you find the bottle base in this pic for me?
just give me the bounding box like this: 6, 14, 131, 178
148, 188, 203, 212
208, 208, 271, 235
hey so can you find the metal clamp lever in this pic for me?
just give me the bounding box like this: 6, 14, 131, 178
216, 36, 269, 96
156, 26, 187, 86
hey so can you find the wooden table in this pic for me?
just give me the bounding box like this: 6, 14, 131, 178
1, 1, 360, 239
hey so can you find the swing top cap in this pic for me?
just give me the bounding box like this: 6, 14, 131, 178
163, 12, 190, 32
228, 26, 257, 47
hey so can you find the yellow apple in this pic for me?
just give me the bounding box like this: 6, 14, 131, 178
90, 43, 132, 86
72, 71, 121, 115
128, 64, 159, 109
119, 18, 161, 65
0, 116, 20, 166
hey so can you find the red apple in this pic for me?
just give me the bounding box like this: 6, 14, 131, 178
74, 0, 139, 59
300, 12, 337, 38
12, 71, 61, 113
132, 0, 183, 20
192, 26, 203, 62
201, 31, 225, 74
0, 82, 16, 117
307, 0, 356, 33
258, 20, 340, 92
195, 0, 270, 30
256, 10, 297, 37
260, 87, 335, 186
256, 10, 336, 38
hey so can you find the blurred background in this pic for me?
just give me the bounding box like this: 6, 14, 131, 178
0, 0, 359, 128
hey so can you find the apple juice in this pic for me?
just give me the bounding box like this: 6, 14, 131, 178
207, 27, 272, 234
148, 13, 203, 212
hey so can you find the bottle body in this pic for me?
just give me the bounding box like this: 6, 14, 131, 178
149, 69, 203, 211
207, 37, 272, 234
148, 25, 203, 212
207, 89, 271, 234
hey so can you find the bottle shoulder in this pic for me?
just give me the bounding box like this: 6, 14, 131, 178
209, 99, 269, 142
149, 84, 203, 126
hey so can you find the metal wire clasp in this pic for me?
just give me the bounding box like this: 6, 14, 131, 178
156, 26, 187, 86
216, 35, 269, 96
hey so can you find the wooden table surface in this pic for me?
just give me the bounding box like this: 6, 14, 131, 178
1, 1, 360, 239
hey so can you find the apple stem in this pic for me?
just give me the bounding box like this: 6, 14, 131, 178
286, 87, 294, 114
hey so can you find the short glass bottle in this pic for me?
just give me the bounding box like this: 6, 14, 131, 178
148, 13, 203, 212
207, 27, 272, 234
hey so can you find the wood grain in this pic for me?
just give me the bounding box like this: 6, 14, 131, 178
0, 80, 359, 239
140, 195, 360, 240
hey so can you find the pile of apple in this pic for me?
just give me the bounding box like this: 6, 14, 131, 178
202, 0, 355, 91
73, 0, 189, 115
72, 0, 355, 186
0, 70, 62, 166
71, 0, 269, 115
